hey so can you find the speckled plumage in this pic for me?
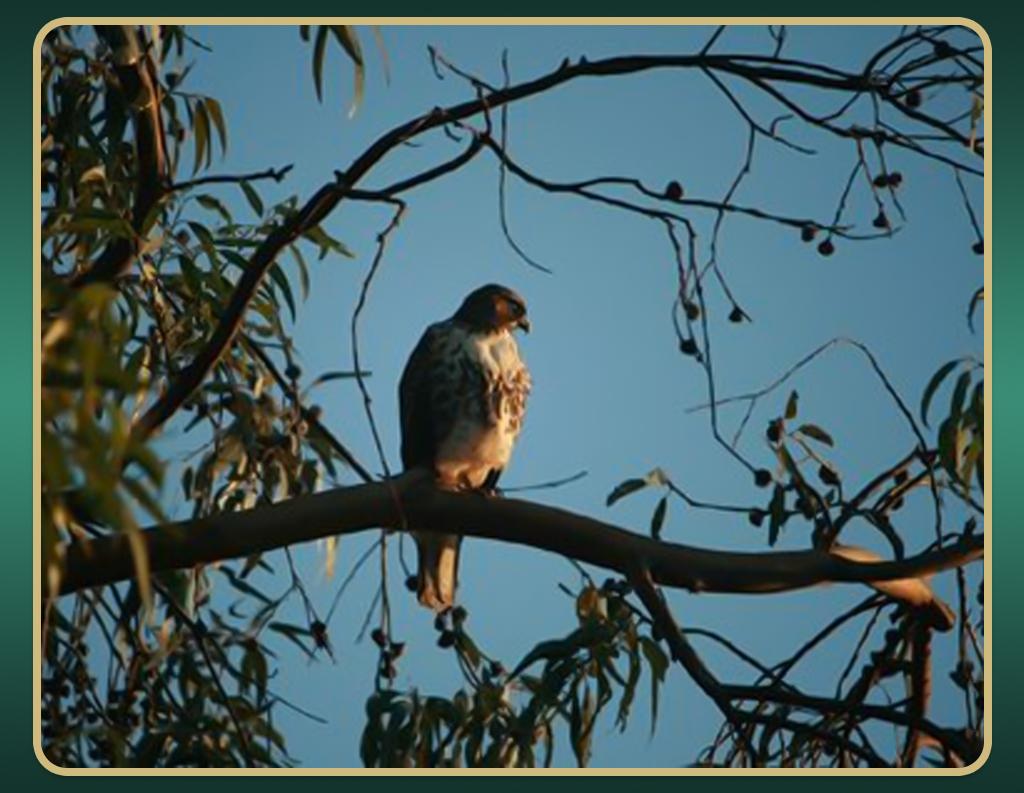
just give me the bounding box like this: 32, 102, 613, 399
399, 285, 532, 611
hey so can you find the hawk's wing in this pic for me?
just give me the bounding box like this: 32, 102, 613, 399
398, 323, 447, 471
399, 322, 467, 611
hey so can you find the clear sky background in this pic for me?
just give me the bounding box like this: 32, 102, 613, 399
160, 24, 983, 767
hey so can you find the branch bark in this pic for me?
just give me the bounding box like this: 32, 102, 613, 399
49, 472, 980, 630
73, 25, 167, 288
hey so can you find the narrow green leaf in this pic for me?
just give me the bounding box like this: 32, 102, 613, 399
124, 519, 153, 618
219, 567, 273, 605
784, 390, 799, 420
219, 248, 249, 273
330, 25, 364, 67
938, 416, 959, 477
301, 224, 355, 259
650, 495, 668, 540
329, 25, 365, 117
268, 621, 316, 659
312, 25, 329, 102
606, 478, 647, 507
195, 193, 233, 225
370, 25, 391, 83
970, 381, 984, 435
290, 243, 310, 300
967, 287, 983, 333
640, 636, 668, 737
240, 180, 264, 217
186, 220, 219, 267
268, 262, 297, 323
795, 423, 834, 447
204, 96, 228, 155
191, 97, 209, 175
961, 434, 982, 494
921, 359, 961, 427
949, 370, 972, 423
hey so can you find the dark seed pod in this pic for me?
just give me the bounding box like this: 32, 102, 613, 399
683, 301, 700, 321
766, 419, 782, 444
972, 241, 984, 255
817, 239, 835, 257
872, 210, 889, 229
818, 465, 840, 487
729, 306, 745, 323
873, 174, 889, 189
370, 628, 387, 648
801, 225, 817, 242
754, 469, 773, 488
665, 181, 684, 201
404, 575, 418, 593
285, 364, 302, 381
679, 338, 699, 357
748, 509, 765, 527
888, 172, 903, 188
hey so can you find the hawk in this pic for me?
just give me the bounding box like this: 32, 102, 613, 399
399, 284, 532, 612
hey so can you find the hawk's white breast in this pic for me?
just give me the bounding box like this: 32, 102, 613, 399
435, 326, 530, 489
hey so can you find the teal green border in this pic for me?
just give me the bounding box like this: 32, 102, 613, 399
12, 3, 1012, 788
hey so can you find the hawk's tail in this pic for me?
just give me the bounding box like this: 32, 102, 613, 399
415, 534, 461, 612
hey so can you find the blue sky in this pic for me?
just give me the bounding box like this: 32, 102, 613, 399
160, 24, 983, 767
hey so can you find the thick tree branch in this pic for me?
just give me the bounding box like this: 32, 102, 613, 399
50, 473, 980, 629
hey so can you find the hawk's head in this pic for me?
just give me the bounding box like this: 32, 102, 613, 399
453, 284, 531, 335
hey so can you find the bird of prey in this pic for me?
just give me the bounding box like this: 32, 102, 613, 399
398, 284, 532, 612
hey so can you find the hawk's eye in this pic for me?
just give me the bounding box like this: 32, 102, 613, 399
507, 300, 523, 317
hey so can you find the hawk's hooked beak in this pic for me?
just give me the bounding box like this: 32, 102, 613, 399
517, 316, 531, 334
